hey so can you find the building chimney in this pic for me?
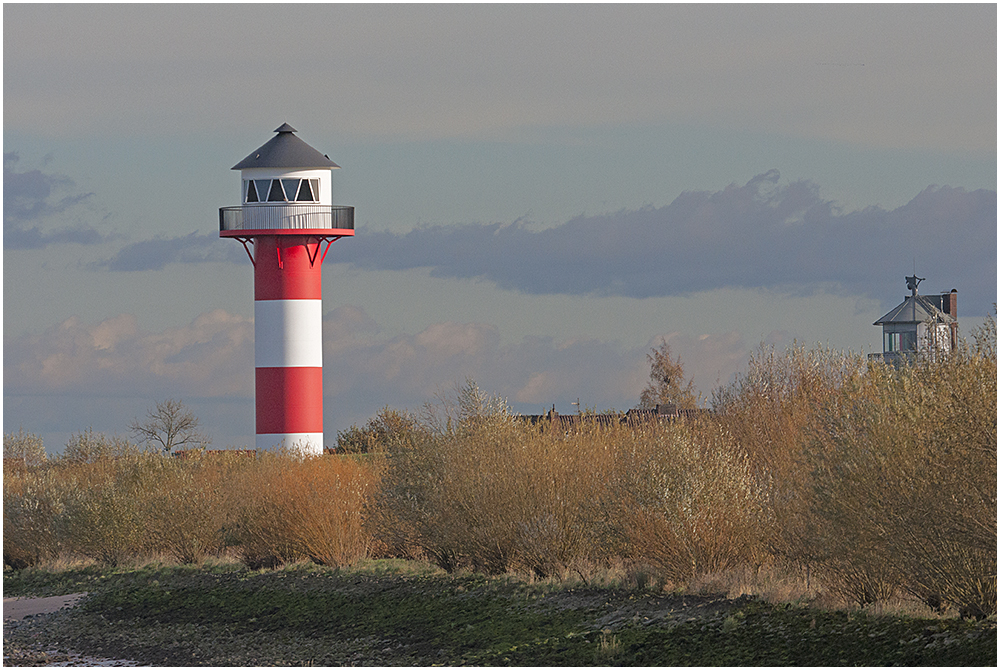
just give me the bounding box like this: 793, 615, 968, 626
945, 289, 958, 318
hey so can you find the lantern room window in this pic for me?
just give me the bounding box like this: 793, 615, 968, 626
267, 180, 285, 201
245, 180, 259, 202
296, 179, 315, 201
244, 178, 320, 203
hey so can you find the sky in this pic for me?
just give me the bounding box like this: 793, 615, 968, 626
4, 4, 997, 455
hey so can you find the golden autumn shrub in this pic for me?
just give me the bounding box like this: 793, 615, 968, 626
143, 456, 236, 564
3, 467, 68, 568
711, 344, 864, 563
808, 346, 997, 616
373, 380, 770, 581
224, 451, 381, 569
606, 420, 771, 583
6, 328, 993, 613
4, 442, 381, 570
373, 382, 614, 576
57, 454, 162, 565
278, 455, 381, 567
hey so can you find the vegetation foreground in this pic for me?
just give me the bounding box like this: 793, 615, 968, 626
4, 560, 996, 667
5, 332, 996, 664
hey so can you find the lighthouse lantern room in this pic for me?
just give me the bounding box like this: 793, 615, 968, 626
220, 124, 354, 455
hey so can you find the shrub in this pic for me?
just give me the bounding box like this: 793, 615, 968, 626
808, 347, 996, 615
144, 457, 233, 563
607, 420, 770, 583
3, 430, 145, 569
4, 428, 47, 467
58, 454, 162, 565
283, 455, 381, 566
711, 344, 863, 563
373, 381, 613, 576
3, 442, 381, 570
508, 424, 615, 577
61, 428, 141, 463
224, 451, 380, 569
223, 454, 303, 569
3, 469, 67, 568
374, 380, 775, 580
336, 407, 422, 454
6, 331, 992, 613
372, 386, 515, 574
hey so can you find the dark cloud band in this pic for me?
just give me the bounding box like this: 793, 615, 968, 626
3, 152, 107, 249
335, 171, 997, 314
94, 171, 997, 315
98, 232, 245, 271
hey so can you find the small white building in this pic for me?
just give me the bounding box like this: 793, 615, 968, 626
871, 276, 957, 364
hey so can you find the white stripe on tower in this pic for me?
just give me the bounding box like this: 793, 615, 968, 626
255, 432, 324, 453
254, 300, 323, 368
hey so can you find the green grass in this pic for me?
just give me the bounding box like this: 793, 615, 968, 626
600, 602, 994, 666
4, 562, 996, 666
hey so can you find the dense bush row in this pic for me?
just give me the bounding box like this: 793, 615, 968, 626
4, 326, 996, 618
3, 445, 376, 570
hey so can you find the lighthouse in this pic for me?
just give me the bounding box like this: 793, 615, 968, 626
220, 124, 354, 454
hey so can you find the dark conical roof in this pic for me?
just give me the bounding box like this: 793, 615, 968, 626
232, 124, 340, 170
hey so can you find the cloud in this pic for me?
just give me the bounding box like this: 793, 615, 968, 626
3, 152, 109, 249
334, 171, 996, 315
1, 152, 241, 269
3, 310, 254, 398
5, 305, 763, 444
84, 169, 996, 314
96, 231, 245, 271
317, 308, 761, 419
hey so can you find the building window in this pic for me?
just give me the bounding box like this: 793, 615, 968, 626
296, 179, 316, 201
885, 330, 916, 352
266, 180, 285, 201
254, 180, 271, 201
244, 179, 320, 203
279, 180, 298, 200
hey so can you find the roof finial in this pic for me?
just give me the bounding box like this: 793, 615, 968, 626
905, 274, 924, 296
274, 123, 297, 134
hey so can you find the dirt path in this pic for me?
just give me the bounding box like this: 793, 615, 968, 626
4, 594, 88, 621
4, 594, 140, 667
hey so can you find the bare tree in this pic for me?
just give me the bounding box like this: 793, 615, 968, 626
638, 339, 700, 410
129, 399, 209, 454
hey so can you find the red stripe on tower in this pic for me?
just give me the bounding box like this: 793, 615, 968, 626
219, 124, 354, 455
254, 237, 323, 301
255, 366, 324, 434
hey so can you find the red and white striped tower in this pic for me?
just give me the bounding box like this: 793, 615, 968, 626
220, 124, 354, 455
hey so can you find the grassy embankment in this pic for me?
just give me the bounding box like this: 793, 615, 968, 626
4, 559, 996, 666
